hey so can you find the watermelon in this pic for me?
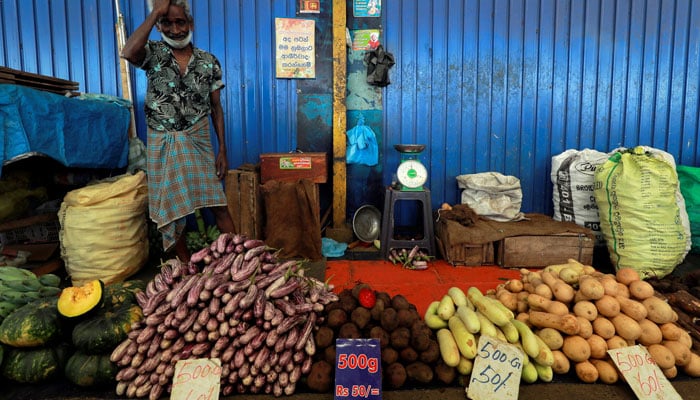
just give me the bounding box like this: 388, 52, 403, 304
0, 298, 60, 347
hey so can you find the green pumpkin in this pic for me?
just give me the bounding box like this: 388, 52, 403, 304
64, 350, 118, 387
1, 345, 64, 383
0, 298, 60, 347
102, 279, 146, 309
72, 303, 143, 354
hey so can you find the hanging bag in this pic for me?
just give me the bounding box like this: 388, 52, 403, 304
364, 45, 395, 87
346, 115, 379, 166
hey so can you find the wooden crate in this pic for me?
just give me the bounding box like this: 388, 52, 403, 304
436, 236, 495, 266
225, 169, 263, 239
496, 233, 594, 268
260, 152, 327, 184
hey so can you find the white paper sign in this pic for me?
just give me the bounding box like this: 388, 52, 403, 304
608, 345, 683, 400
171, 358, 222, 400
467, 335, 523, 400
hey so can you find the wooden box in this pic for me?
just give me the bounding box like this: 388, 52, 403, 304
496, 233, 594, 268
225, 169, 263, 239
436, 236, 495, 266
260, 152, 327, 184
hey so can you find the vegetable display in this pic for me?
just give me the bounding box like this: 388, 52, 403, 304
421, 260, 700, 386
0, 267, 62, 323
305, 283, 446, 391
499, 261, 699, 382
110, 233, 338, 399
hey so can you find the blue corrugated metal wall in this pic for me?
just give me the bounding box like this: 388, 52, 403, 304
382, 0, 700, 214
0, 0, 300, 169
2, 0, 699, 217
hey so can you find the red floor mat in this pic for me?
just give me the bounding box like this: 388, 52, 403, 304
326, 259, 522, 316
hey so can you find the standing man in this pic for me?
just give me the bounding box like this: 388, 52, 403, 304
121, 0, 234, 262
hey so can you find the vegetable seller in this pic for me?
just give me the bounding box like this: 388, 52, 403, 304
121, 0, 234, 262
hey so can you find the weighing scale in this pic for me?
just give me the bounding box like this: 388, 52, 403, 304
394, 144, 428, 191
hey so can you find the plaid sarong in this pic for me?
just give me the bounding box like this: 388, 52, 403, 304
147, 118, 227, 251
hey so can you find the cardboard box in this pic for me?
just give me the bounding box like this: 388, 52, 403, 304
436, 236, 495, 266
225, 169, 263, 239
260, 152, 327, 184
496, 233, 594, 268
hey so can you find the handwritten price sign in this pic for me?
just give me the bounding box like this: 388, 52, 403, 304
467, 335, 523, 400
608, 345, 682, 400
171, 358, 222, 400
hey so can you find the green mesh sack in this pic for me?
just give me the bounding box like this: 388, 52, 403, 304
677, 165, 700, 253
594, 146, 690, 279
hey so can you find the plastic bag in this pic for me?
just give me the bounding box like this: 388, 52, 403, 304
59, 171, 149, 286
346, 115, 379, 166
364, 45, 395, 87
594, 146, 690, 278
456, 172, 526, 222
676, 165, 700, 253
321, 237, 348, 258
551, 148, 610, 244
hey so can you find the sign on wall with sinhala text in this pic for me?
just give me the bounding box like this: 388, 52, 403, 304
275, 18, 315, 79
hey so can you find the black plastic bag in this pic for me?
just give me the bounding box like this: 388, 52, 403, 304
364, 45, 395, 87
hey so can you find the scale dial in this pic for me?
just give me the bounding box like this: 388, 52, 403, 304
396, 159, 428, 189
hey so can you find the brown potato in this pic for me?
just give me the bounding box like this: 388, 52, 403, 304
586, 334, 608, 359
562, 335, 591, 362
590, 359, 619, 384
647, 343, 675, 369
616, 267, 641, 285
575, 360, 599, 383
683, 353, 700, 377
643, 296, 675, 324
662, 340, 692, 367
406, 361, 434, 384
384, 362, 407, 388
595, 295, 621, 318
629, 280, 655, 300
551, 350, 571, 374
573, 300, 599, 321
592, 317, 616, 339
637, 318, 663, 346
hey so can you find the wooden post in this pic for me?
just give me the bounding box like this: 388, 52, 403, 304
332, 0, 348, 235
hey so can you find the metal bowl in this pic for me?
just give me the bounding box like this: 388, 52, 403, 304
394, 144, 426, 153
352, 205, 382, 243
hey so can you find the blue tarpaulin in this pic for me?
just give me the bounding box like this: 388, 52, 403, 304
0, 84, 130, 175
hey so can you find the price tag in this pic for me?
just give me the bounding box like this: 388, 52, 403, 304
608, 345, 683, 400
171, 358, 222, 400
467, 335, 523, 400
334, 338, 382, 400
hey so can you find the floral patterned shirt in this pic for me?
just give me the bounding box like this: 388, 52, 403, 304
138, 40, 224, 131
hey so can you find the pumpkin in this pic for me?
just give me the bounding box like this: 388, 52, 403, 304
64, 350, 118, 387
72, 303, 143, 354
0, 344, 68, 383
0, 298, 60, 347
102, 280, 146, 309
57, 280, 104, 319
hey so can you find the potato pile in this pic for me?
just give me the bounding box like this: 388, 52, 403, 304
305, 283, 448, 392
647, 270, 700, 353
493, 260, 700, 383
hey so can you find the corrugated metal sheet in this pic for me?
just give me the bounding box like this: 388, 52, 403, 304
2, 0, 700, 217
0, 0, 300, 169
382, 0, 700, 214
